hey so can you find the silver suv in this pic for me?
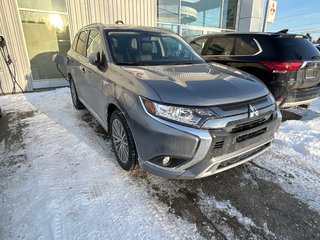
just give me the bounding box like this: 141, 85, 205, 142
54, 24, 282, 179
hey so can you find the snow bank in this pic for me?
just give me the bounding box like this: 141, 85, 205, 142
252, 98, 320, 212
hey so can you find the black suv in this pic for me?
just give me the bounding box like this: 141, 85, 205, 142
191, 31, 320, 107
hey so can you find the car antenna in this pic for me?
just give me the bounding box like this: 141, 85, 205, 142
115, 20, 124, 25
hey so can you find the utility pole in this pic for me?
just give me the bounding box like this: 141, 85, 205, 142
262, 0, 270, 32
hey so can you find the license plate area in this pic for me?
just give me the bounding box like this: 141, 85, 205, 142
306, 68, 316, 79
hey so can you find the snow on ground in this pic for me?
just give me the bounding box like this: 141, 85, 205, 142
0, 88, 201, 240
252, 100, 320, 212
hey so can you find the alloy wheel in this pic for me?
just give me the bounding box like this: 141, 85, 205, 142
112, 119, 129, 164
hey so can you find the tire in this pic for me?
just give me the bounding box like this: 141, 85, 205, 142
110, 110, 137, 171
70, 77, 84, 109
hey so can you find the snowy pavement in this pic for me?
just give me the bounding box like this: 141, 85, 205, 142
0, 88, 319, 240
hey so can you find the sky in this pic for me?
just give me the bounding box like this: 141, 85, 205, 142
265, 0, 320, 42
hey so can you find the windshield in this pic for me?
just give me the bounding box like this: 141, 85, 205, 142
105, 30, 205, 65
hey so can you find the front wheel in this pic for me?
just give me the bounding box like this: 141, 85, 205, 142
110, 110, 137, 171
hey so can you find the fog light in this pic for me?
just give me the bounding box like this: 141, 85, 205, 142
162, 157, 171, 166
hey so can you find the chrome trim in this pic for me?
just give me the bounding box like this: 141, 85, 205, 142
202, 104, 275, 129
282, 98, 318, 108
204, 37, 263, 57
300, 60, 320, 69
196, 140, 273, 178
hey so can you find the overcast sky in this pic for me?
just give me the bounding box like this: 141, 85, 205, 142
265, 0, 320, 41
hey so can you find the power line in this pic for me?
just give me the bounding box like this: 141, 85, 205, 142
288, 23, 320, 29
292, 27, 320, 32
277, 9, 320, 19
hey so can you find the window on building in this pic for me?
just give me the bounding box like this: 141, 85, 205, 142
157, 0, 239, 40
222, 0, 238, 30
206, 37, 235, 55
17, 0, 67, 12
17, 0, 71, 81
182, 29, 203, 43
181, 0, 222, 28
76, 31, 88, 57
157, 0, 179, 24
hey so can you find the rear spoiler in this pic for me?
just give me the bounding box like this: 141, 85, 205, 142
272, 29, 307, 39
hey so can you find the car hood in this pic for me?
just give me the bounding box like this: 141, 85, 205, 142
121, 63, 270, 106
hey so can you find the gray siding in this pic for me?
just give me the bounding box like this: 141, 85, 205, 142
66, 0, 157, 39
0, 0, 32, 94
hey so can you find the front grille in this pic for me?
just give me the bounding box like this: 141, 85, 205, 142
228, 113, 273, 133
219, 95, 269, 112
217, 142, 270, 169
236, 128, 267, 143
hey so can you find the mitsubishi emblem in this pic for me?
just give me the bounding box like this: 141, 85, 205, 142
249, 105, 259, 118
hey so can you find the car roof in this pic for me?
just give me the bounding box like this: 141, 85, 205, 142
79, 23, 174, 34
193, 31, 307, 40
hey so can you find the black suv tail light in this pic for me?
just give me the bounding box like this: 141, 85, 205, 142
260, 61, 303, 72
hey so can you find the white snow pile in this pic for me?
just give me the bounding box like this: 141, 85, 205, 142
252, 98, 320, 212
0, 88, 201, 240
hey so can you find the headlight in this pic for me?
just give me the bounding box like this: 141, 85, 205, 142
141, 97, 217, 127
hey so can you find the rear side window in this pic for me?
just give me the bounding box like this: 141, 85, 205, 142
234, 36, 260, 55
190, 38, 207, 54
271, 38, 320, 60
76, 31, 88, 56
206, 37, 235, 55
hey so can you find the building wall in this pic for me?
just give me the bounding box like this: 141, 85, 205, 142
0, 0, 32, 94
66, 0, 157, 39
238, 0, 264, 32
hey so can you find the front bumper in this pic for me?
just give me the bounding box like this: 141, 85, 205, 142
127, 100, 282, 179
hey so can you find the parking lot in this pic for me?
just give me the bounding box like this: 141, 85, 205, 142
1, 88, 319, 240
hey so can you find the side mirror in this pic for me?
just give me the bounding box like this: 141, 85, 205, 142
88, 51, 104, 67
52, 54, 66, 65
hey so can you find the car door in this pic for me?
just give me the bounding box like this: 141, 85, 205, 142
71, 30, 89, 100
82, 28, 104, 118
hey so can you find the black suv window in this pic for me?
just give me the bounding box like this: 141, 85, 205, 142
87, 29, 101, 57
234, 36, 260, 55
190, 38, 207, 54
76, 31, 88, 56
271, 37, 320, 60
206, 37, 234, 55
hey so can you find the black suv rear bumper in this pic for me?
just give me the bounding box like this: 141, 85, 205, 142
274, 85, 320, 107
